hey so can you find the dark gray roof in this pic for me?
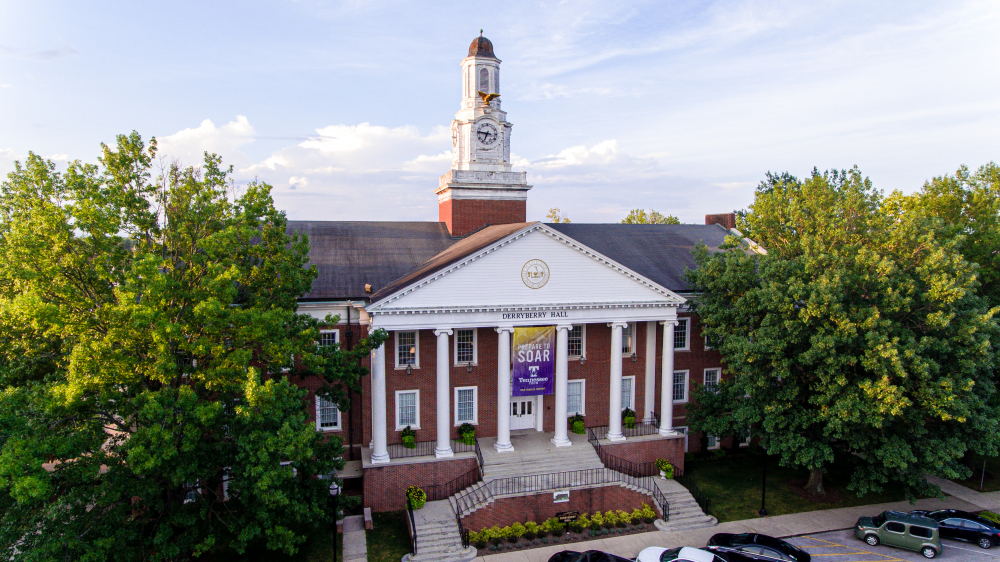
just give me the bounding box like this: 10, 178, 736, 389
287, 221, 456, 300
548, 223, 731, 292
371, 222, 532, 301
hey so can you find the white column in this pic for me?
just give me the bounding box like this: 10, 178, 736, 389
495, 327, 515, 453
551, 324, 572, 447
607, 322, 627, 442
660, 320, 678, 436
371, 337, 390, 464
434, 329, 454, 458
643, 321, 657, 423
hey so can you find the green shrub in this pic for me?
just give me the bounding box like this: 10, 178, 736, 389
639, 503, 657, 523
400, 425, 417, 449
603, 510, 619, 528
577, 513, 591, 530
622, 407, 636, 429
631, 507, 644, 523
458, 422, 476, 445
510, 522, 526, 539
543, 517, 565, 536
405, 485, 426, 509
591, 511, 605, 529
569, 521, 583, 533
524, 521, 539, 539
655, 458, 674, 478
981, 511, 1000, 525
615, 510, 630, 527
572, 420, 586, 434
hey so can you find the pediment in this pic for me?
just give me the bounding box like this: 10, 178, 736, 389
367, 224, 685, 314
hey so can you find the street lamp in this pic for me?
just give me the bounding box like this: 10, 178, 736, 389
758, 453, 767, 517
330, 482, 342, 561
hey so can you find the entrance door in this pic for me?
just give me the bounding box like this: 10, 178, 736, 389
510, 397, 536, 430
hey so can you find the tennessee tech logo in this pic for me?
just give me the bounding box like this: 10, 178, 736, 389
521, 259, 550, 289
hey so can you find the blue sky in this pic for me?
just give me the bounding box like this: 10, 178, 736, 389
1, 0, 998, 223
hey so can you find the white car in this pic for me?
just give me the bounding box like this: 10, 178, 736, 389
636, 547, 725, 562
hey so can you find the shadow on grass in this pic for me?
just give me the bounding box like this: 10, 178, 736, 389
367, 511, 412, 562
680, 449, 916, 523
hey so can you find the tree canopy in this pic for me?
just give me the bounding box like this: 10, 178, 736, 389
621, 209, 680, 224
0, 133, 385, 561
687, 167, 1000, 498
546, 207, 571, 223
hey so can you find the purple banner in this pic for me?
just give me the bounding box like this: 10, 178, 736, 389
512, 326, 555, 396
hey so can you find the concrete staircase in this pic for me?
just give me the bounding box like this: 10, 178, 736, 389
402, 499, 477, 562
652, 478, 717, 531
479, 430, 605, 480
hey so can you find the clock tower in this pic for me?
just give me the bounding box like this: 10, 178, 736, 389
436, 33, 532, 237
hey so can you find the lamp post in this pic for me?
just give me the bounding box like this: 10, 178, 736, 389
758, 453, 767, 517
330, 482, 341, 561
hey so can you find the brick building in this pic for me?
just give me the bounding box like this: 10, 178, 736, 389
287, 35, 753, 528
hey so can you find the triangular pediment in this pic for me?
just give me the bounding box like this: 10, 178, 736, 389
368, 223, 685, 313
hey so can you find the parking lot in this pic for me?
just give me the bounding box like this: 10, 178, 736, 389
787, 530, 1000, 562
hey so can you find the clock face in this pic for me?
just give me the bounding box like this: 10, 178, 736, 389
476, 123, 499, 146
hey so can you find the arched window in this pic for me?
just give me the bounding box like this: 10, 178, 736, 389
494, 69, 499, 93
479, 68, 489, 93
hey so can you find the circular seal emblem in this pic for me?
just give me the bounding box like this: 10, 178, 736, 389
521, 259, 550, 289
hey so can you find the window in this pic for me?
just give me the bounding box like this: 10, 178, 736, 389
319, 330, 340, 348
222, 468, 231, 500
706, 434, 719, 450
395, 331, 418, 368
395, 390, 420, 429
568, 325, 585, 358
885, 522, 905, 533
672, 370, 689, 403
184, 481, 200, 503
315, 395, 341, 431
621, 323, 635, 356
910, 526, 932, 539
675, 426, 690, 452
704, 335, 714, 350
621, 376, 635, 411
704, 368, 720, 392
479, 68, 489, 93
567, 380, 585, 416
674, 319, 689, 350
454, 329, 476, 365
454, 386, 477, 425
739, 429, 751, 447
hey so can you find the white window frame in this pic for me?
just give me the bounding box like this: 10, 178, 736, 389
395, 331, 419, 370
183, 480, 201, 504
674, 318, 690, 351
454, 386, 478, 426
621, 376, 635, 412
314, 394, 342, 432
704, 334, 713, 351
672, 370, 689, 403
706, 433, 720, 450
621, 322, 636, 356
703, 368, 721, 393
739, 429, 751, 447
568, 325, 586, 360
318, 329, 340, 348
395, 389, 420, 430
222, 468, 231, 500
453, 328, 478, 366
675, 426, 690, 452
567, 379, 586, 416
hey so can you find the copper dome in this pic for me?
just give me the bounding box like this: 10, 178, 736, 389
468, 32, 496, 58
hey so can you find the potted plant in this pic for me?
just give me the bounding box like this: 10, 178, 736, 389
622, 407, 636, 429
405, 485, 426, 509
655, 458, 674, 479
569, 413, 585, 435
401, 426, 416, 449
458, 423, 476, 445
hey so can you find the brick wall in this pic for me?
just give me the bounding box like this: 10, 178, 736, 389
364, 457, 478, 512
461, 485, 656, 531
601, 437, 685, 474
440, 198, 526, 237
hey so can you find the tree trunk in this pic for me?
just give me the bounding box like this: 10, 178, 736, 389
806, 467, 825, 497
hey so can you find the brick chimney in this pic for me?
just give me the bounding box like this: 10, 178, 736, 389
705, 213, 736, 230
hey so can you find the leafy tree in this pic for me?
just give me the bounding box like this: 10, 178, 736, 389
0, 133, 386, 561
687, 167, 1000, 498
546, 207, 571, 223
896, 163, 1000, 306
621, 209, 680, 224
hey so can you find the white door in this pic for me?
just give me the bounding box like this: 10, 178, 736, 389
510, 397, 536, 430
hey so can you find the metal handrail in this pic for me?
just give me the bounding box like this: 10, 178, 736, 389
589, 419, 662, 440
405, 496, 418, 555
387, 439, 476, 459
423, 464, 481, 502
474, 439, 484, 476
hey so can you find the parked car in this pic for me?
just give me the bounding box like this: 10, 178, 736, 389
854, 510, 941, 558
706, 533, 811, 562
548, 550, 635, 562
909, 509, 1000, 549
636, 546, 726, 562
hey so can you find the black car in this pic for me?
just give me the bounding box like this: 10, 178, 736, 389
548, 550, 635, 562
707, 533, 811, 562
909, 509, 1000, 549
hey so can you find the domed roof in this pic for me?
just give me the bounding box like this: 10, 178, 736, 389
468, 31, 496, 58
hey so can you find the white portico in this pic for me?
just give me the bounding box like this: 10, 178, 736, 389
365, 222, 685, 464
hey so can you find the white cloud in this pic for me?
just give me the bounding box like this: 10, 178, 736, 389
528, 140, 620, 168
47, 154, 68, 161
0, 84, 11, 88
156, 116, 256, 169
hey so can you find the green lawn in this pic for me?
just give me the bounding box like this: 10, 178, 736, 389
678, 450, 916, 523
367, 511, 412, 562
953, 455, 1000, 492
220, 524, 341, 562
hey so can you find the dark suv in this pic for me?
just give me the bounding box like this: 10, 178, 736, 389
910, 509, 1000, 549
